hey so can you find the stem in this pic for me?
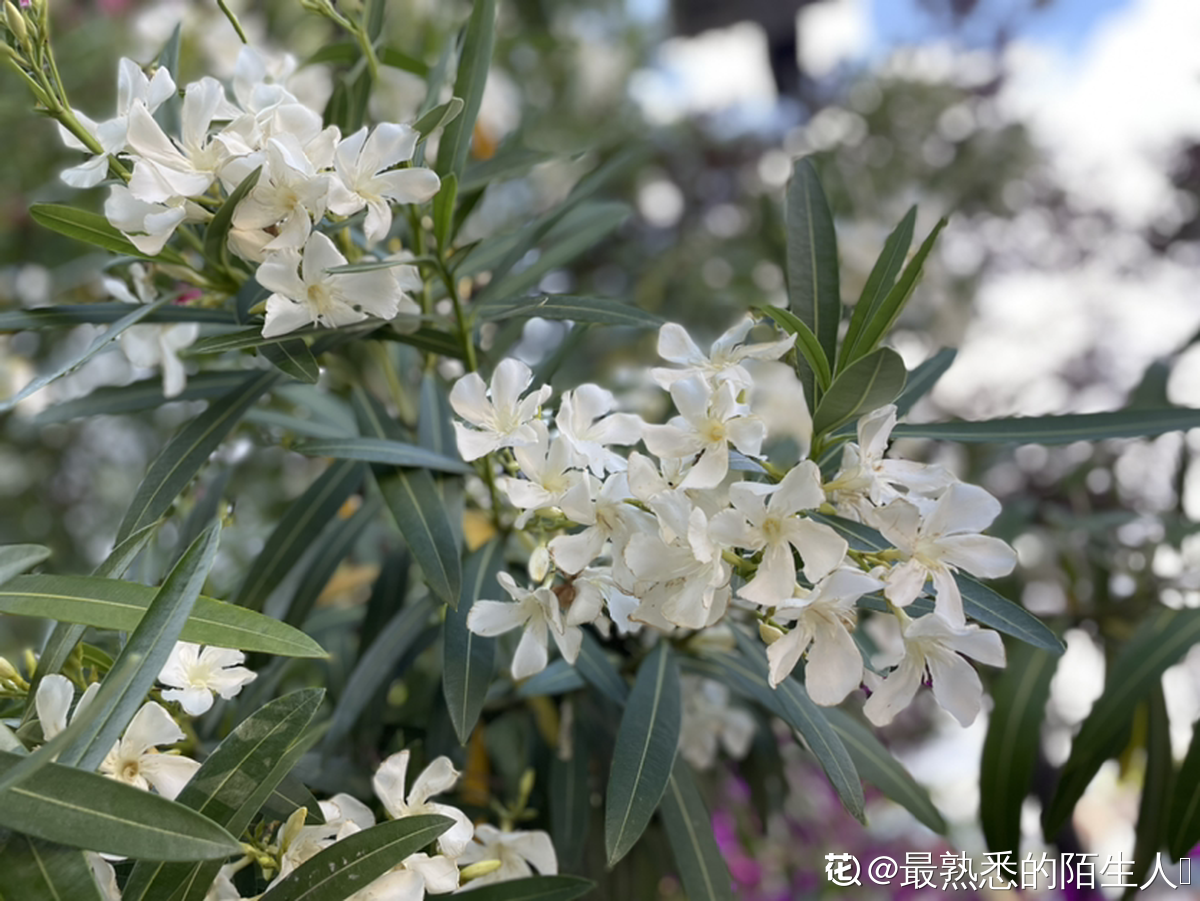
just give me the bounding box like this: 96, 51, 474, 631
217, 0, 250, 43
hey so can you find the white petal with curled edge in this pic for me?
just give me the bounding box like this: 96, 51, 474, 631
120, 701, 185, 758
467, 600, 526, 637
61, 155, 110, 189
656, 322, 704, 366
884, 557, 928, 608
372, 750, 411, 818
161, 686, 214, 716
862, 655, 924, 727
551, 623, 583, 665
926, 482, 1002, 537
511, 626, 549, 680
508, 830, 559, 875
938, 534, 1017, 579
405, 853, 460, 893
449, 372, 492, 425
363, 122, 419, 173
408, 756, 460, 807
489, 358, 534, 419
262, 294, 314, 338
680, 442, 729, 490
927, 647, 985, 726
35, 674, 74, 740
766, 628, 809, 688
139, 753, 200, 801
805, 619, 863, 706
549, 526, 606, 575
377, 167, 441, 204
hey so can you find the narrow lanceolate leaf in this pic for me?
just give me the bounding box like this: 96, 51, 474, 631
454, 877, 595, 901
61, 524, 221, 771
0, 545, 49, 587
659, 759, 735, 901
840, 206, 915, 370
979, 643, 1056, 872
122, 689, 324, 901
848, 217, 947, 366
574, 630, 628, 706
436, 0, 495, 179
418, 374, 458, 462
823, 708, 947, 834
434, 171, 459, 251
204, 166, 261, 267
785, 158, 840, 387
1043, 607, 1200, 837
0, 752, 241, 861
444, 541, 503, 744
550, 712, 590, 871
0, 834, 104, 901
115, 370, 279, 543
475, 295, 664, 329
29, 204, 186, 265
0, 304, 236, 332
756, 304, 832, 392
1128, 686, 1173, 895
516, 660, 585, 698
1168, 700, 1200, 859
605, 642, 682, 866
414, 96, 464, 140
32, 371, 251, 424
377, 468, 461, 607
261, 340, 320, 384
0, 294, 171, 414
258, 815, 452, 901
0, 573, 326, 658
811, 347, 906, 439
894, 347, 957, 418
291, 437, 471, 474
283, 496, 381, 628
237, 459, 364, 612
325, 597, 435, 748
892, 407, 1200, 445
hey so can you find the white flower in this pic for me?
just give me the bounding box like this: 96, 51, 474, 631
35, 674, 99, 741
86, 853, 121, 901
765, 568, 884, 700
272, 798, 371, 886
550, 472, 649, 576
105, 264, 199, 398
327, 123, 441, 245
468, 572, 582, 679
256, 231, 410, 338
231, 134, 334, 252
496, 421, 588, 527
457, 825, 558, 888
99, 701, 200, 799
372, 751, 475, 858
709, 462, 847, 606
351, 853, 459, 900
873, 483, 1018, 627
157, 642, 257, 716
104, 185, 196, 255
863, 613, 1006, 727
554, 383, 643, 476
678, 676, 755, 770
449, 359, 552, 462
642, 376, 766, 490
651, 316, 795, 390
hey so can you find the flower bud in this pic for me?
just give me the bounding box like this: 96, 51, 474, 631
0, 656, 19, 683
5, 1, 28, 47
758, 621, 784, 645
528, 545, 551, 583
460, 859, 503, 881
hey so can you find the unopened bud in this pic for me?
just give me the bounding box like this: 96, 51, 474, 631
0, 656, 19, 682
5, 1, 28, 46
460, 859, 503, 881
758, 622, 784, 645
518, 767, 536, 804
528, 545, 551, 583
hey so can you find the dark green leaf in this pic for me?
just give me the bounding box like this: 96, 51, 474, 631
456, 877, 595, 901
303, 42, 357, 68
436, 0, 496, 179
376, 469, 461, 607
1044, 607, 1200, 837
0, 545, 49, 587
574, 630, 628, 705
445, 541, 503, 743
290, 437, 471, 474
979, 642, 1056, 869
460, 145, 554, 193
414, 97, 464, 140
605, 642, 681, 866
811, 347, 906, 438
785, 158, 840, 389
0, 304, 236, 332
659, 759, 735, 901
0, 573, 326, 658
258, 815, 452, 901
0, 834, 104, 901
516, 660, 585, 698
476, 294, 662, 329
840, 206, 915, 370
283, 497, 381, 628
0, 752, 241, 861
204, 166, 261, 267
435, 171, 459, 250
549, 708, 589, 871
1168, 702, 1200, 859
757, 304, 832, 391
29, 204, 186, 265
375, 325, 466, 359
823, 708, 946, 834
32, 372, 250, 424
894, 347, 957, 418
261, 339, 320, 384
378, 45, 429, 76
893, 407, 1200, 444
418, 374, 458, 461
115, 370, 279, 543
1127, 685, 1172, 897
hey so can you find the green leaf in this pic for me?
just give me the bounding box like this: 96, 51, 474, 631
444, 541, 503, 744
455, 877, 595, 901
0, 304, 236, 333
236, 459, 365, 611
0, 573, 326, 658
1128, 685, 1172, 896
811, 347, 906, 438
414, 96, 464, 140
823, 708, 947, 834
283, 496, 380, 628
549, 711, 590, 871
376, 325, 466, 360
0, 294, 171, 414
0, 834, 104, 901
261, 339, 320, 384
785, 158, 840, 400
516, 660, 585, 698
659, 759, 735, 901
122, 689, 324, 901
436, 0, 495, 179
378, 45, 430, 77
892, 407, 1200, 444
476, 294, 663, 329
1168, 701, 1200, 858
574, 630, 628, 705
1043, 607, 1200, 837
376, 468, 461, 607
840, 206, 915, 370
460, 145, 554, 193
115, 370, 279, 543
0, 752, 242, 860
756, 304, 832, 392
203, 166, 261, 267
324, 597, 435, 748
978, 643, 1056, 871
418, 373, 458, 461
847, 217, 947, 365
0, 545, 49, 587
290, 437, 471, 474
894, 347, 957, 418
29, 204, 186, 265
259, 815, 452, 901
32, 372, 250, 424
605, 642, 681, 866
434, 171, 459, 250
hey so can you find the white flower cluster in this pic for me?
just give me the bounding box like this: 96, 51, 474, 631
58, 50, 438, 339
456, 316, 1019, 729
